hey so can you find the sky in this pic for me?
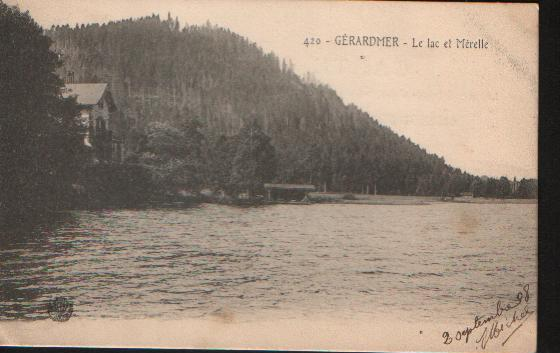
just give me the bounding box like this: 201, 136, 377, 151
7, 0, 539, 179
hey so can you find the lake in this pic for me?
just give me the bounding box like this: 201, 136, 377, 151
0, 202, 537, 325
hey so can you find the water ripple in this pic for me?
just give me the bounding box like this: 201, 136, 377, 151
0, 203, 537, 322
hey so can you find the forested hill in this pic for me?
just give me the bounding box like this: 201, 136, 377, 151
46, 14, 473, 196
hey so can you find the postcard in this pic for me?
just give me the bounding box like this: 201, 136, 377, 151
0, 0, 538, 352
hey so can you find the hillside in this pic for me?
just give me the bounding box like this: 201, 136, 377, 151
46, 14, 471, 196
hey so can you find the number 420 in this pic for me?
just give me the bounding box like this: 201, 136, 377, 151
303, 37, 321, 47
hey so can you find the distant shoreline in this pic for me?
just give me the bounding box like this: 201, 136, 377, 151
21, 193, 536, 216
83, 193, 539, 209
306, 192, 537, 206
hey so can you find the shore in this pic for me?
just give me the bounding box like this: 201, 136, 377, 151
307, 192, 537, 206
100, 194, 539, 209
42, 192, 537, 213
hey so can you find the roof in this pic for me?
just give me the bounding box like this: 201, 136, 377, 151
264, 183, 316, 191
62, 83, 108, 105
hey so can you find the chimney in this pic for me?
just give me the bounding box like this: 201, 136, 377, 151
65, 71, 75, 84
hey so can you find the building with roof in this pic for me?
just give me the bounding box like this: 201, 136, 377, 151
62, 81, 125, 163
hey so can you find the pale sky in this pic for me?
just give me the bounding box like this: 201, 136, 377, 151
8, 0, 538, 179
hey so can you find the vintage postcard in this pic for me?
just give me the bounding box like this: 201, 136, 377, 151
0, 0, 537, 352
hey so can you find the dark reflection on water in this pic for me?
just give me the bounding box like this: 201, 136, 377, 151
0, 203, 537, 322
0, 212, 80, 320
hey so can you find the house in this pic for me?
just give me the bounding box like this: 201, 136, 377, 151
62, 82, 125, 163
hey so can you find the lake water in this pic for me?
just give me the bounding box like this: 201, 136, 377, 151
0, 203, 537, 324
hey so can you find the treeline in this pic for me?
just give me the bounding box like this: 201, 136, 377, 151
472, 176, 537, 199
46, 14, 488, 197
45, 14, 537, 199
121, 115, 537, 201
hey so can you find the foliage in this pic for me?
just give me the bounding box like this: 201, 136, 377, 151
45, 14, 536, 199
0, 3, 84, 223
229, 120, 276, 197
139, 118, 206, 192
78, 163, 157, 207
135, 118, 275, 198
472, 176, 537, 199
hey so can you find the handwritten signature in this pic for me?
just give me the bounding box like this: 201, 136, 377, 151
442, 284, 534, 350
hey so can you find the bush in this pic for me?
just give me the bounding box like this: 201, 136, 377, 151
76, 163, 158, 208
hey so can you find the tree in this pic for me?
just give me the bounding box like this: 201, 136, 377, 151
0, 3, 83, 223
230, 120, 276, 197
139, 118, 206, 193
497, 176, 511, 199
207, 134, 235, 192
177, 116, 206, 191
472, 177, 486, 198
517, 178, 538, 199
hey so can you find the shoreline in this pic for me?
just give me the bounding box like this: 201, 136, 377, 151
72, 194, 539, 210
306, 193, 537, 206
1, 194, 537, 224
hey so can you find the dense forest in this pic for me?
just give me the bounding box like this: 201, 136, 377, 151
44, 14, 536, 200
